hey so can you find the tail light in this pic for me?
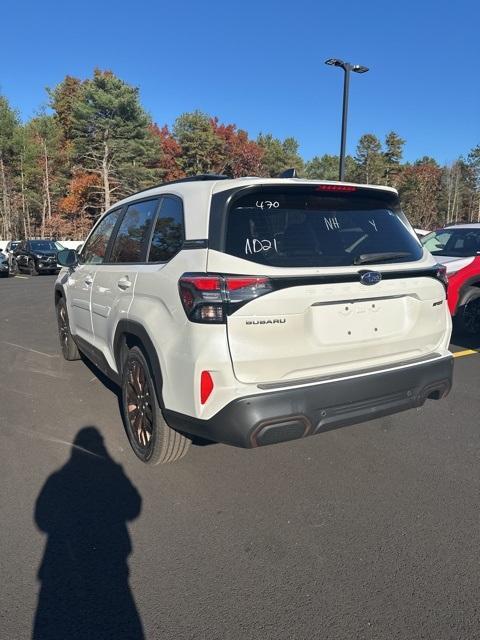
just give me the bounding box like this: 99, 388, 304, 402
315, 184, 357, 192
179, 273, 273, 323
435, 264, 448, 291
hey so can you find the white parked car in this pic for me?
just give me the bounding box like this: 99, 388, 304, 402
55, 175, 453, 464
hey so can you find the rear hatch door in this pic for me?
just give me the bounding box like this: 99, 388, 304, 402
207, 184, 448, 385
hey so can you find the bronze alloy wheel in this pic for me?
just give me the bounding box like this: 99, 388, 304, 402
126, 358, 155, 454
121, 346, 191, 464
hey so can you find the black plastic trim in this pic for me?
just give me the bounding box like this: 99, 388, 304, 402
113, 320, 165, 408
182, 239, 208, 249
73, 335, 121, 386
128, 174, 230, 198
164, 356, 453, 448
267, 267, 445, 289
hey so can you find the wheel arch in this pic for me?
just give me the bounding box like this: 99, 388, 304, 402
54, 284, 65, 306
114, 320, 165, 408
456, 277, 480, 312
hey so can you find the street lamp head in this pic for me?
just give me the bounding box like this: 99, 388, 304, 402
325, 58, 345, 67
352, 64, 369, 74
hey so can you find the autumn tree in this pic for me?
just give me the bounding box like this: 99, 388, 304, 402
149, 124, 185, 182
210, 119, 263, 177
70, 69, 159, 212
399, 159, 443, 228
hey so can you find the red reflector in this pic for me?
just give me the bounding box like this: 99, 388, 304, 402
225, 277, 270, 290
200, 371, 214, 404
181, 276, 220, 291
315, 184, 357, 192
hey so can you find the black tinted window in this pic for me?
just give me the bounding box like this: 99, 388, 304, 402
82, 209, 123, 265
110, 200, 158, 263
148, 196, 184, 262
422, 228, 480, 257
225, 187, 423, 267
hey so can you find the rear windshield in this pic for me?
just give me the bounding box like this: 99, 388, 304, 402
225, 187, 422, 267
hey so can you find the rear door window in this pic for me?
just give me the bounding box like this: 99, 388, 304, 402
81, 208, 123, 265
110, 199, 159, 263
148, 196, 184, 262
225, 187, 422, 267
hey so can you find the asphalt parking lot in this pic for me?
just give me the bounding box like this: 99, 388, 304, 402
1, 274, 479, 640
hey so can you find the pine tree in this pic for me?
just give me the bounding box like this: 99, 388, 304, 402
355, 134, 385, 184
172, 111, 225, 176
256, 133, 304, 177
0, 96, 19, 238
383, 131, 405, 186
71, 70, 159, 212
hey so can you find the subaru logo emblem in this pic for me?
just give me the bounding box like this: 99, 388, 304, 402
359, 270, 382, 286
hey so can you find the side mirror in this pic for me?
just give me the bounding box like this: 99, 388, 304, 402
57, 249, 78, 268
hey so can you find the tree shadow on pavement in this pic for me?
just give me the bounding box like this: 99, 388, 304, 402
32, 427, 144, 640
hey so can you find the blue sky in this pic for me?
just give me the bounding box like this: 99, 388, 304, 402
1, 0, 478, 164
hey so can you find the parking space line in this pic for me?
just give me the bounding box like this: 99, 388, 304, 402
14, 275, 29, 279
453, 349, 479, 358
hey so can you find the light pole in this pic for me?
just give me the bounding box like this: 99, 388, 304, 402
325, 58, 369, 181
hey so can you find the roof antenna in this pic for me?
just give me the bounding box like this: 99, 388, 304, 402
277, 168, 298, 178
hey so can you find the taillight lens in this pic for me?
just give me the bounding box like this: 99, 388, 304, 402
435, 264, 448, 291
178, 274, 273, 323
315, 184, 357, 192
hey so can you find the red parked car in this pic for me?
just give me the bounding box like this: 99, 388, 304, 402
422, 224, 480, 334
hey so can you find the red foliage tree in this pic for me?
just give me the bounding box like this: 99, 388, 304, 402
210, 118, 263, 177
149, 124, 185, 182
57, 172, 102, 238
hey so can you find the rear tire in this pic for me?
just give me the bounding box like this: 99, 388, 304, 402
458, 299, 480, 335
121, 346, 191, 464
56, 298, 81, 360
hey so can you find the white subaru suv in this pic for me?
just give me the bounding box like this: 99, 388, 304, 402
55, 175, 453, 464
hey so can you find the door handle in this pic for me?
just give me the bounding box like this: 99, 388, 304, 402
84, 276, 93, 286
117, 277, 132, 290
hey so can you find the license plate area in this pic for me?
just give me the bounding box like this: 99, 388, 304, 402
309, 296, 408, 344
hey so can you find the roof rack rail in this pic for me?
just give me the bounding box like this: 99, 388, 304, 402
129, 174, 230, 198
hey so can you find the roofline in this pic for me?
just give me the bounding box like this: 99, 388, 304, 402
105, 177, 399, 214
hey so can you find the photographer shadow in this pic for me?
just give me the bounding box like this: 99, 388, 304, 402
33, 427, 144, 640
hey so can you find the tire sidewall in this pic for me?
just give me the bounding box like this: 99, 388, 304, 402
56, 298, 79, 360
460, 299, 480, 335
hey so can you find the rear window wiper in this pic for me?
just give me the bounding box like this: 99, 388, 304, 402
353, 252, 412, 265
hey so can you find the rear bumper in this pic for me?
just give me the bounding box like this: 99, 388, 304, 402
164, 356, 454, 448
